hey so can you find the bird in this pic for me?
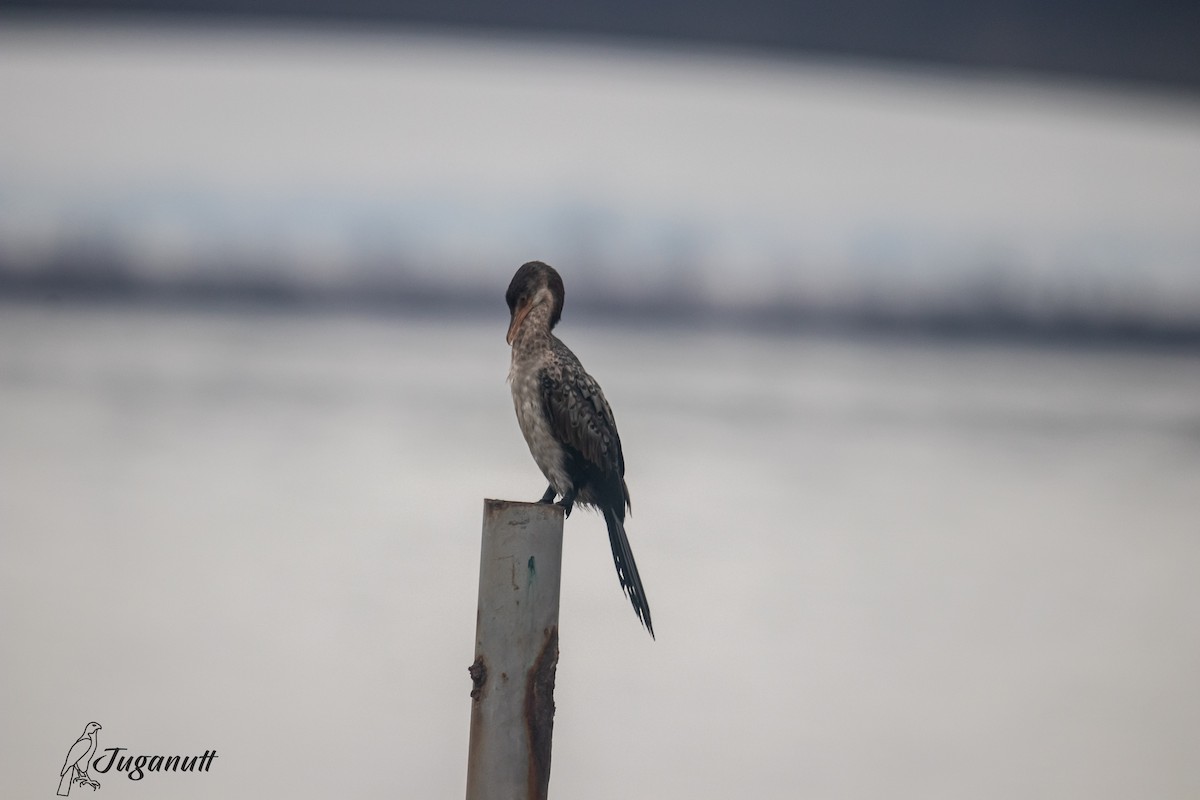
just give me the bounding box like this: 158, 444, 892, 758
505, 260, 653, 638
58, 721, 101, 796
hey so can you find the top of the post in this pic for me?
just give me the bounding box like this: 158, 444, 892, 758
483, 498, 566, 521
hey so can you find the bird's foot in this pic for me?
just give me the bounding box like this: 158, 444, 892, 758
76, 777, 100, 791
536, 485, 557, 504
556, 489, 576, 518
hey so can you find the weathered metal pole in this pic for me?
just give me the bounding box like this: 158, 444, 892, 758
466, 499, 564, 800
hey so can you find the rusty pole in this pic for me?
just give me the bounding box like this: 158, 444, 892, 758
466, 499, 563, 800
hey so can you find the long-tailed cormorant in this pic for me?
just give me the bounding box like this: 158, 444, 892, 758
505, 261, 654, 638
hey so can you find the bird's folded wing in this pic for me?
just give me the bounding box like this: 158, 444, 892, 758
62, 737, 90, 774
540, 365, 624, 478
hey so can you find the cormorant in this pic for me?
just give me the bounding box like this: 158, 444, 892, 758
505, 261, 653, 638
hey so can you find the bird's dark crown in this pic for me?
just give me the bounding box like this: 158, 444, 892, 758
506, 261, 565, 329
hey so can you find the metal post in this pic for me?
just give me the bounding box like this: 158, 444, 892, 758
466, 499, 564, 800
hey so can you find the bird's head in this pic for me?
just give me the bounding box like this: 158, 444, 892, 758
506, 261, 565, 344
84, 722, 101, 735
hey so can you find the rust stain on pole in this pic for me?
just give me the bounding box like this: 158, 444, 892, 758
468, 656, 487, 700
524, 626, 558, 800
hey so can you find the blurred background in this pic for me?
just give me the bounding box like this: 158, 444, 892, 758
2, 2, 1198, 799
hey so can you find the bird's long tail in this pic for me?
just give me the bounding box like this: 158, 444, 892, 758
602, 506, 654, 638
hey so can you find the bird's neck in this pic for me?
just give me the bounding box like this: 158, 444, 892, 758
512, 302, 556, 350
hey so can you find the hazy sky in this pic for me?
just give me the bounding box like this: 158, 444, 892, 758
1, 19, 1199, 311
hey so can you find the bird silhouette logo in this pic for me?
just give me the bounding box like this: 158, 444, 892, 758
57, 722, 102, 796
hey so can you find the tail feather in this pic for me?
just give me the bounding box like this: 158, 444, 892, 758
602, 506, 654, 638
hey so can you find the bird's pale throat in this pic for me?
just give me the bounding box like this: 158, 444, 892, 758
507, 289, 556, 344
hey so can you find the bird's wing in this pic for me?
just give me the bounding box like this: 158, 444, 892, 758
61, 736, 90, 775
540, 358, 625, 480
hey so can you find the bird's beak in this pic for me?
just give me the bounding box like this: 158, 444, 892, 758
506, 299, 532, 345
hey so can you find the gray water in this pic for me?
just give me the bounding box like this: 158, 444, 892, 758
3, 303, 1198, 799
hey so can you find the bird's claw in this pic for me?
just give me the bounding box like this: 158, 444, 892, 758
556, 486, 577, 518
539, 485, 573, 517
76, 777, 100, 791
